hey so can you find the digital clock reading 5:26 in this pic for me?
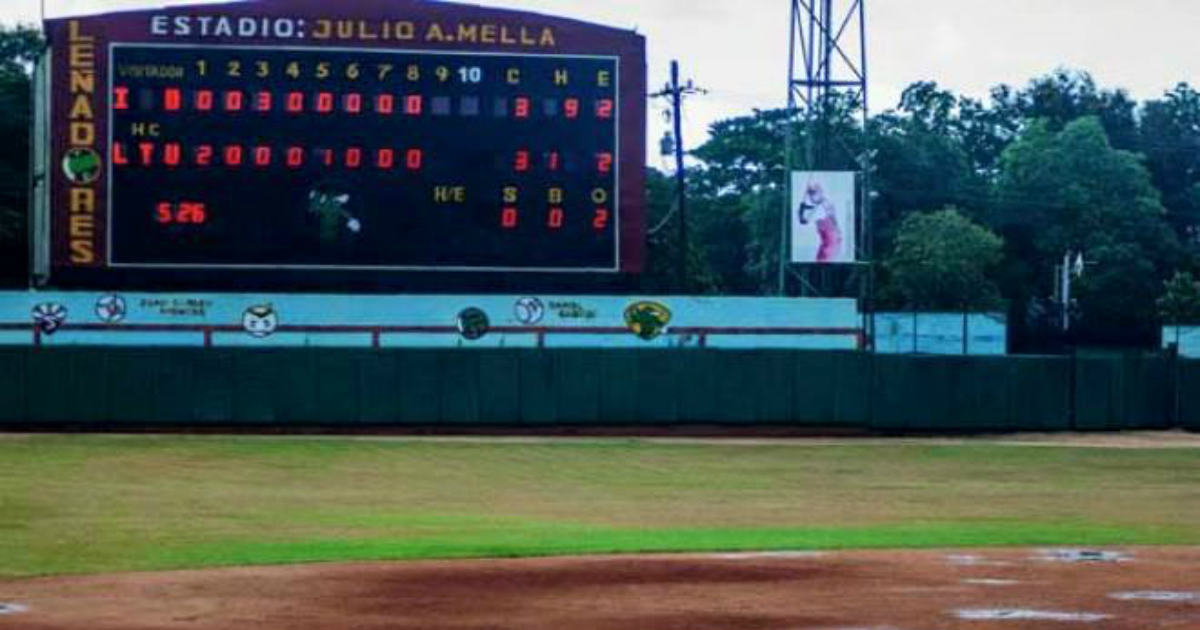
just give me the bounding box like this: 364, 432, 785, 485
108, 45, 622, 272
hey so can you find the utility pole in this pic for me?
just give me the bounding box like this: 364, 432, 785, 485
653, 61, 705, 294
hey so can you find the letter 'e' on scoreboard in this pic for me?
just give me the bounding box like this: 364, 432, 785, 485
33, 0, 647, 290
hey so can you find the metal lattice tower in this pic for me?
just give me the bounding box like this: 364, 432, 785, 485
780, 0, 872, 316
787, 0, 869, 133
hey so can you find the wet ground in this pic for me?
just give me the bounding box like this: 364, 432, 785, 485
1, 547, 1197, 630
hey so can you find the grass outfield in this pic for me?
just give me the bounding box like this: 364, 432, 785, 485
1, 435, 1197, 578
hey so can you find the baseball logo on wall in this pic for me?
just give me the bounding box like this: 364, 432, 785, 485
95, 295, 128, 324
514, 297, 546, 326
457, 308, 491, 341
31, 303, 69, 335
624, 302, 672, 341
792, 171, 857, 264
242, 304, 280, 339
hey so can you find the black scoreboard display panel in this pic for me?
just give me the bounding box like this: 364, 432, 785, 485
112, 45, 620, 271
39, 0, 647, 289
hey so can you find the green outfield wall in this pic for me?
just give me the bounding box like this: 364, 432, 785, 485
0, 348, 1194, 432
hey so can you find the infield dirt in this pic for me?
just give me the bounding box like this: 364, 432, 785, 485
2, 547, 1197, 630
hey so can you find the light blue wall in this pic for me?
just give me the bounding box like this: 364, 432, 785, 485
1, 291, 862, 350
1163, 326, 1200, 358
875, 313, 1007, 356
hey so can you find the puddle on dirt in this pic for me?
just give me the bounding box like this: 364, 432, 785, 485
1036, 549, 1132, 563
954, 609, 1110, 622
1110, 591, 1198, 602
0, 604, 28, 615
963, 578, 1020, 586
945, 554, 1012, 567
712, 551, 827, 560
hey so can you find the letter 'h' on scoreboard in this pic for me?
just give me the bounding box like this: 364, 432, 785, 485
34, 0, 647, 290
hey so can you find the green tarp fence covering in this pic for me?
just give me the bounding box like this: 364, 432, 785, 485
1180, 360, 1200, 432
0, 348, 1192, 432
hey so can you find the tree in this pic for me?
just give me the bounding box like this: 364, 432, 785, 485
991, 69, 1140, 151
0, 25, 43, 285
870, 85, 989, 250
1139, 84, 1200, 250
995, 117, 1180, 342
690, 97, 866, 294
638, 168, 721, 295
1158, 271, 1200, 325
882, 208, 1004, 311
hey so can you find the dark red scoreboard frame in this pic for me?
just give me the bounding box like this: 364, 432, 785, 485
42, 0, 646, 291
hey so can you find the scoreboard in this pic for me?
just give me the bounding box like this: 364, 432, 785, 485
36, 0, 646, 290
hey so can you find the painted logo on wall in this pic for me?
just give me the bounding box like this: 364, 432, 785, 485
514, 297, 546, 326
624, 302, 672, 341
31, 303, 69, 335
242, 304, 280, 339
458, 308, 491, 341
94, 295, 127, 324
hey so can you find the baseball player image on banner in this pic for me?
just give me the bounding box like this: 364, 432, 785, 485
791, 172, 858, 264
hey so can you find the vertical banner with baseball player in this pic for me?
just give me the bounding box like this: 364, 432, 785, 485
791, 172, 858, 264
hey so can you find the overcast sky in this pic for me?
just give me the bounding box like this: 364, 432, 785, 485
7, 0, 1198, 164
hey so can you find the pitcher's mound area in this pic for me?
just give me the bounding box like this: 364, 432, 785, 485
2, 548, 1197, 630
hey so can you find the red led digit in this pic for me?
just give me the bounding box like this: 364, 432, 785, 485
547, 152, 560, 171
377, 148, 395, 169
195, 90, 214, 111
224, 145, 243, 167
405, 95, 423, 115
253, 146, 272, 167
596, 152, 614, 174
286, 147, 304, 168
113, 87, 130, 110
345, 93, 363, 114
163, 143, 182, 167
514, 97, 530, 119
256, 91, 273, 112
195, 145, 213, 166
163, 88, 182, 112
593, 209, 610, 231
548, 208, 565, 229
502, 208, 519, 229
596, 99, 614, 119
316, 92, 334, 114
376, 94, 395, 115
514, 150, 530, 172
319, 148, 334, 167
224, 90, 244, 112
112, 142, 129, 166
180, 203, 207, 224
286, 91, 305, 113
138, 142, 155, 166
564, 98, 580, 119
406, 149, 423, 170
156, 202, 173, 224
345, 147, 362, 169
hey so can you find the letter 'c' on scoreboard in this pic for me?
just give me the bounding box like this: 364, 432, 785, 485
40, 0, 647, 290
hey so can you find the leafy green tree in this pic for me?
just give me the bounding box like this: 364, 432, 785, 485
1158, 271, 1200, 325
0, 25, 43, 285
639, 168, 721, 295
870, 84, 989, 249
995, 117, 1180, 341
690, 96, 866, 294
1139, 84, 1200, 250
882, 208, 1004, 311
992, 69, 1140, 150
